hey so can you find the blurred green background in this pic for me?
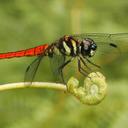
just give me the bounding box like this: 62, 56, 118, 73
0, 0, 128, 128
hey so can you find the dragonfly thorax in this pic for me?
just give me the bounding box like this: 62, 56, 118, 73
57, 36, 79, 57
56, 36, 97, 58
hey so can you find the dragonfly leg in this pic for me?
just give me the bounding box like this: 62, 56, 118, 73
58, 59, 72, 84
24, 55, 43, 85
79, 56, 92, 71
84, 57, 102, 77
78, 59, 89, 76
84, 57, 101, 69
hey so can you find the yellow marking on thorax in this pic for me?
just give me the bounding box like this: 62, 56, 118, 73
71, 39, 77, 54
63, 41, 71, 55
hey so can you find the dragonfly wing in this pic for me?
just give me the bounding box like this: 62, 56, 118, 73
109, 33, 128, 53
24, 55, 43, 84
49, 52, 66, 83
72, 33, 128, 53
73, 33, 128, 65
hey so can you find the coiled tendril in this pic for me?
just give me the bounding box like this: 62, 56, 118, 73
67, 72, 107, 105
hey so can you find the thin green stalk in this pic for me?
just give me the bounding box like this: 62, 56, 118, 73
0, 82, 66, 91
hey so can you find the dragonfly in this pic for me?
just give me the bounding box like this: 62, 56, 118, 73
0, 33, 128, 84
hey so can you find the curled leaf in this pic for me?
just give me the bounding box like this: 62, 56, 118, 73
67, 72, 107, 105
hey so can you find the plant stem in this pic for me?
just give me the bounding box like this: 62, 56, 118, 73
0, 82, 67, 91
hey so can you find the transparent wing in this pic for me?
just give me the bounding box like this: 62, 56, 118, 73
72, 33, 128, 73
49, 52, 65, 83
109, 33, 128, 53
24, 55, 43, 84
72, 33, 128, 53
72, 33, 128, 64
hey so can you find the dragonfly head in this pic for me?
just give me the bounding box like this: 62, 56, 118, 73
80, 38, 97, 57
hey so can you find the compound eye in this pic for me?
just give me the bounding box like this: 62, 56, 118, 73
91, 44, 97, 50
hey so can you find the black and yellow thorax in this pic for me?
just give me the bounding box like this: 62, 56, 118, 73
57, 35, 80, 57
55, 35, 97, 58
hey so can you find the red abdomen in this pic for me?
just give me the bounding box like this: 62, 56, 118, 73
0, 44, 49, 59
